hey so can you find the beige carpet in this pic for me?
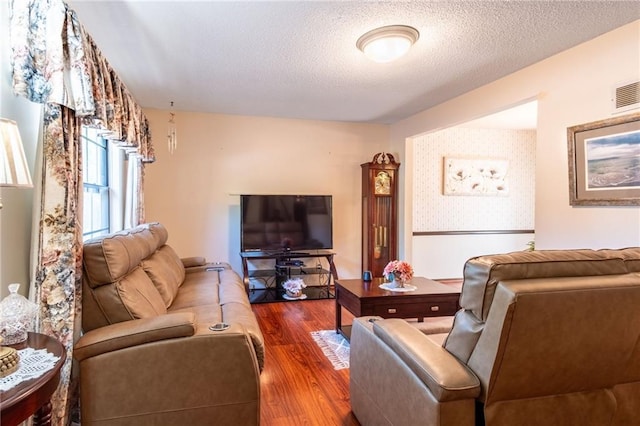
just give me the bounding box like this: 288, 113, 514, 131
310, 330, 349, 370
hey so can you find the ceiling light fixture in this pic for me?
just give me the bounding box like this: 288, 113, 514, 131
356, 25, 419, 63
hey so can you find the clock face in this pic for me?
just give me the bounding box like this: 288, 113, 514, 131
374, 171, 391, 195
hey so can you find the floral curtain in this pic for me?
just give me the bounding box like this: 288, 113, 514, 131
10, 0, 155, 161
9, 0, 155, 424
33, 103, 84, 424
124, 152, 145, 228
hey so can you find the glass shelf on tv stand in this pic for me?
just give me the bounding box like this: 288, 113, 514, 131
248, 285, 335, 304
240, 250, 338, 304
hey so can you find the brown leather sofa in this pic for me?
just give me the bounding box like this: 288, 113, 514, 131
74, 222, 264, 425
350, 248, 640, 426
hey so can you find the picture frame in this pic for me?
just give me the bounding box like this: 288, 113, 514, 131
443, 157, 509, 196
567, 112, 640, 206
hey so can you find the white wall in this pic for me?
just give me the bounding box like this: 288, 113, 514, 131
143, 109, 389, 280
0, 3, 41, 298
413, 233, 534, 279
392, 20, 640, 277
412, 127, 536, 278
413, 127, 535, 231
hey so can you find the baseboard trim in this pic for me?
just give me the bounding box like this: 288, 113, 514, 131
414, 229, 534, 236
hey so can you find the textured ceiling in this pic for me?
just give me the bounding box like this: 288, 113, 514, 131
70, 1, 640, 125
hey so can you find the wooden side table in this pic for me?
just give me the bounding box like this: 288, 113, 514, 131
1, 332, 66, 426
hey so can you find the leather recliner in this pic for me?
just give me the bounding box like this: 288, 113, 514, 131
350, 248, 640, 426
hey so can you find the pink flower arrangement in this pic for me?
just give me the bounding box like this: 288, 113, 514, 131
383, 260, 414, 283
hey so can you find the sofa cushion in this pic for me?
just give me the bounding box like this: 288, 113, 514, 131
169, 271, 220, 311
459, 249, 628, 321
218, 270, 250, 306
117, 267, 168, 319
88, 267, 167, 325
146, 222, 169, 247
444, 249, 629, 364
83, 226, 158, 288
142, 245, 186, 307
603, 247, 640, 272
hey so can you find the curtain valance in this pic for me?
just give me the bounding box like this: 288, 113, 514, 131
10, 0, 155, 162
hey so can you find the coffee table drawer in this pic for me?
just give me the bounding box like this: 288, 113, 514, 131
336, 277, 461, 340
373, 300, 458, 318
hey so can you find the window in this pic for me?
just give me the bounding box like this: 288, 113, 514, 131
81, 126, 134, 240
82, 127, 110, 240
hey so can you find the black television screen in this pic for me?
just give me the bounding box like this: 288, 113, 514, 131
241, 195, 333, 252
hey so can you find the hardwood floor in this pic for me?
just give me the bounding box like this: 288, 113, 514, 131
253, 297, 359, 426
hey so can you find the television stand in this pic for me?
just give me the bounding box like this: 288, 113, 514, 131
240, 250, 338, 304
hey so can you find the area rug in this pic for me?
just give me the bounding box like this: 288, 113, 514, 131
310, 330, 350, 370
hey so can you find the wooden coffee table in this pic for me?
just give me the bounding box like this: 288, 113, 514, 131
335, 276, 461, 340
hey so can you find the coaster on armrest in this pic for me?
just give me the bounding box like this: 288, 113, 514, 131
209, 323, 230, 332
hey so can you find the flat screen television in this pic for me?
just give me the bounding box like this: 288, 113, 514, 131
240, 194, 333, 253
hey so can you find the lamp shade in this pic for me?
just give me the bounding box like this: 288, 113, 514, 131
0, 118, 33, 187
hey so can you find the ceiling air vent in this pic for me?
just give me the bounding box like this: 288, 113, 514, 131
612, 80, 640, 113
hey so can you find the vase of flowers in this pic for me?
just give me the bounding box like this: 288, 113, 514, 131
282, 278, 307, 298
383, 260, 414, 288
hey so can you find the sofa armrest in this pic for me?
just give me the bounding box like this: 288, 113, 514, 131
351, 317, 480, 402
76, 320, 261, 425
181, 256, 207, 268
183, 258, 232, 274
74, 312, 196, 361
350, 317, 479, 426
371, 318, 480, 402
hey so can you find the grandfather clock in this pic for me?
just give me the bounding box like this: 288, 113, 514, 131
361, 152, 400, 278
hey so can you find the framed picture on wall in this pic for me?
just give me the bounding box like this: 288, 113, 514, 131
443, 157, 509, 196
567, 112, 640, 206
